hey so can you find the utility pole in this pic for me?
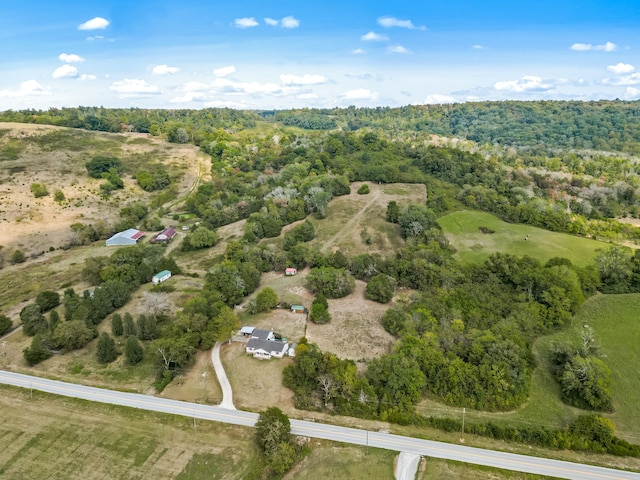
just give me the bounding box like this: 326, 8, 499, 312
461, 407, 466, 442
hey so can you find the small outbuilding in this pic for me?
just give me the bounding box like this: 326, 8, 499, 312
152, 270, 172, 285
151, 227, 177, 243
285, 267, 297, 276
240, 326, 256, 337
106, 228, 145, 246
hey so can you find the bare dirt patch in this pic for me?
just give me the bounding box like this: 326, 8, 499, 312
159, 350, 221, 404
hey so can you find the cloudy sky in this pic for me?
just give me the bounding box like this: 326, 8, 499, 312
1, 0, 639, 110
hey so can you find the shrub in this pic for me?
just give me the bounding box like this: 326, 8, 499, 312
11, 249, 26, 264
365, 274, 397, 303
124, 335, 144, 365
23, 334, 53, 366
0, 314, 12, 336
30, 183, 48, 198
357, 184, 370, 194
86, 156, 123, 178
53, 189, 65, 202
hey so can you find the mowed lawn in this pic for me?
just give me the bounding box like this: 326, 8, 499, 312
439, 210, 612, 267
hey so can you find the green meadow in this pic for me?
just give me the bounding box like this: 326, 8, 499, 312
439, 210, 612, 267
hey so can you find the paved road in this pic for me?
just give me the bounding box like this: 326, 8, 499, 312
395, 452, 421, 480
1, 370, 639, 480
211, 342, 236, 410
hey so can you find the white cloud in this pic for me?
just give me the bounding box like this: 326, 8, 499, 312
234, 17, 259, 28
170, 92, 205, 103
297, 93, 318, 100
607, 63, 635, 75
341, 88, 379, 100
377, 16, 425, 30
425, 94, 456, 104
86, 35, 104, 41
570, 41, 617, 52
58, 53, 84, 63
0, 80, 50, 98
264, 17, 279, 26
281, 16, 300, 29
472, 44, 484, 50
78, 74, 96, 81
109, 78, 160, 98
52, 64, 78, 79
361, 31, 388, 42
214, 65, 236, 77
388, 45, 410, 54
352, 48, 366, 54
624, 87, 640, 100
280, 74, 327, 86
78, 17, 110, 30
152, 64, 180, 75
601, 72, 640, 86
494, 75, 554, 93
177, 81, 210, 92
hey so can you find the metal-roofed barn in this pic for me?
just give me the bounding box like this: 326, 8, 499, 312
105, 228, 145, 246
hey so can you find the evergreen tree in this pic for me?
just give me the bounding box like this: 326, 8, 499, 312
96, 332, 117, 364
124, 335, 144, 365
111, 313, 123, 336
123, 312, 136, 336
48, 310, 60, 333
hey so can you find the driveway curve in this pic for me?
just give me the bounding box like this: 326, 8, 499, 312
211, 342, 236, 410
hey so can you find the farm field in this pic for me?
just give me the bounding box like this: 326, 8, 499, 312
439, 210, 612, 267
0, 384, 558, 480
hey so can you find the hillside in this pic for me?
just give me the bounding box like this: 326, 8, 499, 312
0, 123, 208, 253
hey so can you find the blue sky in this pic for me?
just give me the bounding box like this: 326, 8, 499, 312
1, 0, 639, 110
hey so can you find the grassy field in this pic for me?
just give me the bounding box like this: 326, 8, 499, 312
417, 292, 640, 446
439, 210, 612, 267
0, 384, 558, 480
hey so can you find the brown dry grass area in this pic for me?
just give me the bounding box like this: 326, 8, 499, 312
159, 349, 221, 404
306, 280, 395, 361
309, 181, 427, 256
0, 122, 206, 253
0, 385, 255, 480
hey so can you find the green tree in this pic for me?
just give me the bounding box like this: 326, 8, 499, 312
365, 274, 397, 303
0, 313, 12, 336
52, 320, 95, 351
20, 303, 47, 337
35, 290, 60, 312
96, 332, 117, 364
255, 407, 291, 455
309, 302, 331, 324
111, 313, 123, 336
86, 155, 123, 178
124, 335, 144, 365
386, 201, 400, 223
185, 226, 219, 250
48, 309, 60, 333
23, 334, 53, 366
255, 287, 279, 313
306, 267, 355, 299
123, 312, 136, 336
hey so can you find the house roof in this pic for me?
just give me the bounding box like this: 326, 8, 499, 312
246, 338, 288, 354
240, 326, 255, 335
106, 228, 144, 244
154, 270, 171, 278
285, 268, 297, 272
251, 328, 273, 340
153, 227, 177, 242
